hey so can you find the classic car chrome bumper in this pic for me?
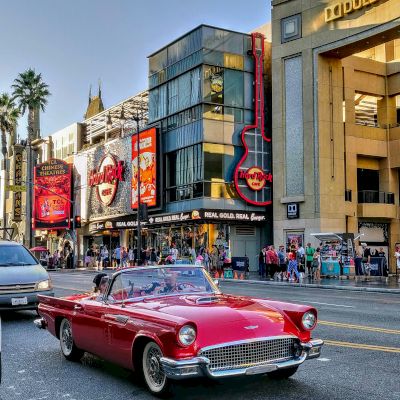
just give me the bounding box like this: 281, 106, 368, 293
160, 339, 324, 380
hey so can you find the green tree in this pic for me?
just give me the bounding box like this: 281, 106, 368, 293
12, 68, 50, 141
0, 93, 19, 162
0, 93, 19, 236
12, 69, 50, 245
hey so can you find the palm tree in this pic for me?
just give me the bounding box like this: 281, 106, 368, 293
12, 69, 50, 246
12, 68, 50, 141
0, 93, 19, 162
0, 93, 19, 237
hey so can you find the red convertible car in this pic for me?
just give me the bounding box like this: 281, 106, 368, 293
35, 265, 323, 396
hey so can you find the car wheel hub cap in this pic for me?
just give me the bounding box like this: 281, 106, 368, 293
147, 348, 164, 386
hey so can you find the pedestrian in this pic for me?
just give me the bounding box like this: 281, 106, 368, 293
258, 247, 266, 279
287, 249, 300, 282
204, 248, 210, 272
312, 248, 321, 281
297, 244, 305, 273
277, 245, 287, 280
210, 245, 218, 272
85, 247, 93, 268
305, 242, 315, 279
354, 250, 363, 276
267, 245, 278, 280
362, 243, 371, 275
128, 247, 134, 266
394, 245, 400, 280
114, 244, 121, 268
150, 248, 158, 266
170, 243, 179, 262
101, 246, 109, 269
53, 250, 59, 268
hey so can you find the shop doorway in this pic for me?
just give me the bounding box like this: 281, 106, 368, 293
231, 225, 259, 272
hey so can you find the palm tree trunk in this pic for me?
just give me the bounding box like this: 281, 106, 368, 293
1, 129, 7, 238
1, 129, 7, 161
26, 107, 35, 247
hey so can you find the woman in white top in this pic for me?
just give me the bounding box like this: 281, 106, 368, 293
394, 246, 400, 275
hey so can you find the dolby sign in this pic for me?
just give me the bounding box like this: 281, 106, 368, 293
325, 0, 380, 23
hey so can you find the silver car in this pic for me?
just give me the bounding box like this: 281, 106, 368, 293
0, 241, 54, 310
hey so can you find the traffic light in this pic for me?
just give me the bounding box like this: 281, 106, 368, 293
74, 215, 81, 228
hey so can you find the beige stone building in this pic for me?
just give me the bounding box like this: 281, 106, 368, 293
272, 0, 400, 272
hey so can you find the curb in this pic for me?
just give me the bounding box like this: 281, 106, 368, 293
48, 268, 115, 273
221, 278, 400, 294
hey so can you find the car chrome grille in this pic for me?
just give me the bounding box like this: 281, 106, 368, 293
199, 337, 297, 372
0, 283, 36, 294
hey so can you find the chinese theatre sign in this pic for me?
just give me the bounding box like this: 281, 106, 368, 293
234, 32, 272, 206
33, 159, 72, 230
89, 154, 125, 206
12, 145, 24, 221
131, 127, 157, 209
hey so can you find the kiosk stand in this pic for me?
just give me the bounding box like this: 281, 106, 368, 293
311, 233, 361, 277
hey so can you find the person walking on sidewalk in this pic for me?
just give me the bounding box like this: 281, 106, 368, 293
287, 249, 300, 282
306, 243, 315, 279
267, 245, 279, 280
312, 248, 321, 281
258, 247, 266, 279
277, 245, 287, 280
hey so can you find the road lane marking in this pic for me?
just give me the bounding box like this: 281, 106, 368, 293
291, 300, 354, 308
319, 320, 400, 335
324, 340, 400, 353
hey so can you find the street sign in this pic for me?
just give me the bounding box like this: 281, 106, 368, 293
6, 185, 26, 192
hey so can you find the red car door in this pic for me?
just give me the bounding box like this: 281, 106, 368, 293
102, 305, 137, 370
71, 299, 110, 359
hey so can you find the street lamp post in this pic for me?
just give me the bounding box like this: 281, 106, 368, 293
133, 116, 141, 264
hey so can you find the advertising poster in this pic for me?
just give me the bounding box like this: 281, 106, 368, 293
131, 127, 157, 209
33, 159, 72, 229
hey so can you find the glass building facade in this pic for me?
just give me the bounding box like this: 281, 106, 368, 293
145, 25, 271, 270
148, 25, 269, 211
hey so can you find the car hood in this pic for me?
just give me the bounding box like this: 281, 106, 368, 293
131, 294, 300, 347
0, 264, 49, 285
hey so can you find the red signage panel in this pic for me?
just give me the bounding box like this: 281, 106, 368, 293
131, 127, 157, 209
33, 159, 72, 230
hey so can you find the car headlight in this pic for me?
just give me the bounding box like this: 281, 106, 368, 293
302, 311, 317, 330
178, 325, 196, 346
36, 280, 52, 291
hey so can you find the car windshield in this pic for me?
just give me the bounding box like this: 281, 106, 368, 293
0, 245, 38, 266
108, 266, 219, 302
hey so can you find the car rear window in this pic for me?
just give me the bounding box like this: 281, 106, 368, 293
0, 245, 38, 266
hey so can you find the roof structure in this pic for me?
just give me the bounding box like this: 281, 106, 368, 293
83, 90, 149, 143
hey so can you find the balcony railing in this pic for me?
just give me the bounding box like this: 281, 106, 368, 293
358, 190, 395, 204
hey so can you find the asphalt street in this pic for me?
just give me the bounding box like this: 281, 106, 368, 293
1, 271, 399, 400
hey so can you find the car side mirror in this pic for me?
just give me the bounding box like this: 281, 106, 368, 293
213, 279, 219, 287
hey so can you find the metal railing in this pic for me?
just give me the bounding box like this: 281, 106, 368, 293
358, 190, 395, 204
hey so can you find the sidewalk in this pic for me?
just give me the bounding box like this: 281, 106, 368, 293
222, 272, 400, 294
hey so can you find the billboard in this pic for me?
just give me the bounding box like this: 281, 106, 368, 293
33, 159, 72, 230
131, 127, 157, 209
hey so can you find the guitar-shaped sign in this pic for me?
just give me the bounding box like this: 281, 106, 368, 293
234, 32, 272, 206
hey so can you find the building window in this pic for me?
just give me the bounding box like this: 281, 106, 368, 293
281, 14, 302, 43
354, 93, 381, 127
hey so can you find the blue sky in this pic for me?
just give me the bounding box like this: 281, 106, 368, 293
0, 0, 271, 139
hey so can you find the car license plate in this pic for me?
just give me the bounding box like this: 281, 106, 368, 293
11, 297, 28, 306
246, 364, 278, 375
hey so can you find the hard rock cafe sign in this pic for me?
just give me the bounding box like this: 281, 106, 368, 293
234, 32, 272, 206
239, 167, 273, 191
89, 154, 125, 206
